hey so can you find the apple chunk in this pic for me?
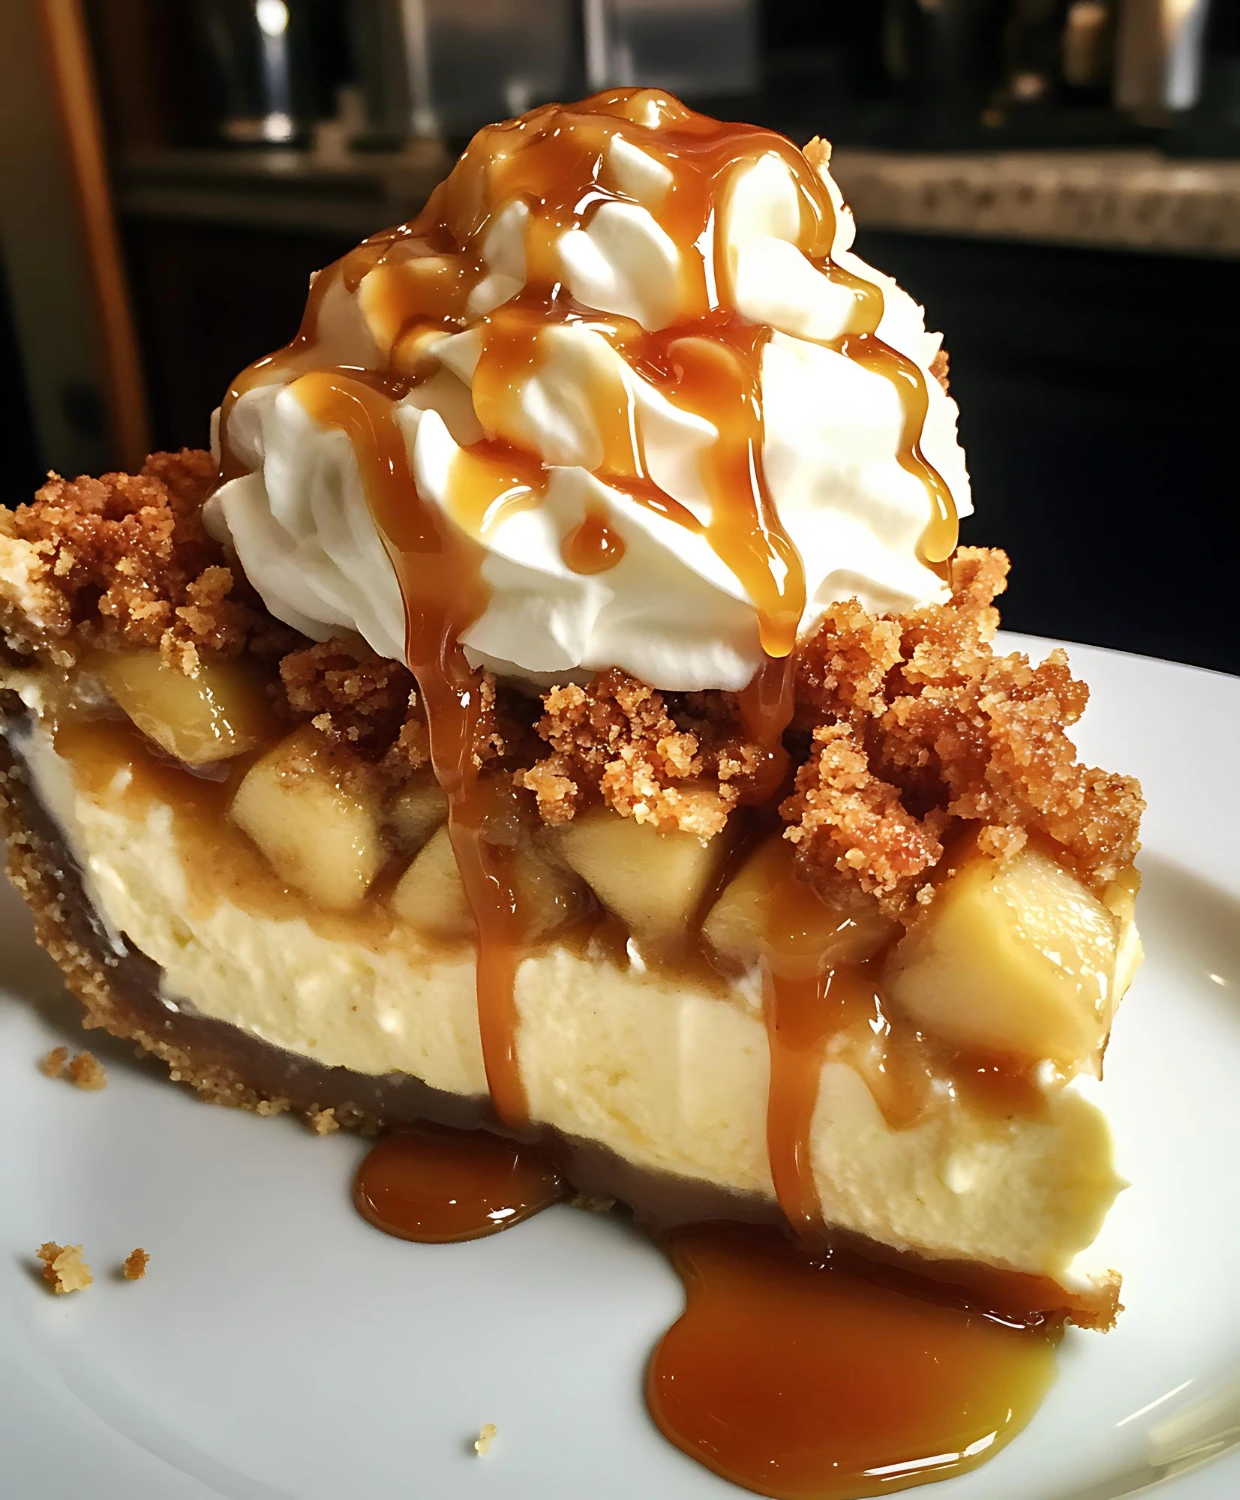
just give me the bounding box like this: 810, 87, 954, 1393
98, 650, 270, 765
703, 834, 897, 975
391, 824, 584, 942
391, 825, 473, 939
550, 807, 727, 946
229, 726, 383, 911
883, 846, 1135, 1069
384, 772, 447, 856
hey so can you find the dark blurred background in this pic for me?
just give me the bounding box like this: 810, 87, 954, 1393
0, 0, 1236, 671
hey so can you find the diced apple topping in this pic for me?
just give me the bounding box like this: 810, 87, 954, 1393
98, 650, 270, 765
702, 834, 897, 977
391, 824, 473, 939
391, 822, 584, 942
384, 772, 448, 856
883, 846, 1137, 1069
550, 807, 727, 947
229, 726, 384, 911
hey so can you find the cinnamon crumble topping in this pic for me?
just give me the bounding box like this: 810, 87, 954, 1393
516, 669, 759, 838
0, 455, 1143, 919
123, 1248, 150, 1280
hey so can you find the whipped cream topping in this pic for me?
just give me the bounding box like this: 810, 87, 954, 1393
208, 91, 971, 693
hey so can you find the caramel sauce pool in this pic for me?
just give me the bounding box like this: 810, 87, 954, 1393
649, 1225, 1060, 1500
354, 1125, 1060, 1500
354, 1125, 564, 1242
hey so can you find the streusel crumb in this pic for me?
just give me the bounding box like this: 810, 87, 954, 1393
1, 456, 1143, 920
66, 1050, 107, 1090
37, 1242, 92, 1294
0, 451, 258, 667
785, 546, 1143, 915
123, 1248, 150, 1280
474, 1423, 497, 1456
518, 668, 761, 837
307, 1107, 340, 1136
39, 1045, 69, 1078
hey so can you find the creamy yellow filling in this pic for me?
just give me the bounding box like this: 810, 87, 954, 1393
19, 718, 1125, 1289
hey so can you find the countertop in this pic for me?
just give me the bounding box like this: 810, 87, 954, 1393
114, 140, 1240, 258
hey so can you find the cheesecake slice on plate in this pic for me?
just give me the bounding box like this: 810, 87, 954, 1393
0, 88, 1143, 1330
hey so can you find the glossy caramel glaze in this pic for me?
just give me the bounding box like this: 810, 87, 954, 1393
353, 1124, 563, 1242
649, 1223, 1060, 1500
351, 1120, 1062, 1500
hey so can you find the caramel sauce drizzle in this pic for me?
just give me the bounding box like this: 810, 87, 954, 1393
293, 368, 530, 1128
218, 87, 961, 1162
561, 504, 626, 574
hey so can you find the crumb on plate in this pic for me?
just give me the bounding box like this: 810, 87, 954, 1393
40, 1046, 107, 1089
474, 1423, 497, 1456
123, 1248, 150, 1281
307, 1107, 340, 1136
37, 1242, 92, 1294
569, 1193, 616, 1215
39, 1045, 69, 1078
66, 1050, 106, 1090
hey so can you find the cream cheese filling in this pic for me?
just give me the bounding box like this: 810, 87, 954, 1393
16, 715, 1124, 1291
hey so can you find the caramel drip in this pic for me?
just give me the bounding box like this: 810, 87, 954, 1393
649, 1224, 1060, 1500
839, 334, 959, 564
217, 86, 962, 1144
757, 844, 887, 1240
354, 1125, 564, 1242
561, 505, 625, 574
449, 437, 544, 540
736, 652, 796, 801
293, 369, 529, 1128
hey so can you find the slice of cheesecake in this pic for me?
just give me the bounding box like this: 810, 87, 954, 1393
0, 89, 1144, 1328
0, 461, 1140, 1324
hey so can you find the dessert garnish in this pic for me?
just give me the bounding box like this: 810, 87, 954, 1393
0, 88, 1145, 1498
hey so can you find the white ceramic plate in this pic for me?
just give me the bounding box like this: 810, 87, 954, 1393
2, 635, 1239, 1500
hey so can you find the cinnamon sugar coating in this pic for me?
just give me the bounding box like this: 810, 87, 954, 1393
0, 456, 1142, 918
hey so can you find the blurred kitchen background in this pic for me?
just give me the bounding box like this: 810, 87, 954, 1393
0, 0, 1236, 672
